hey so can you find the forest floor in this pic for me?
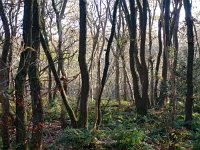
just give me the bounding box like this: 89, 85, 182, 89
41, 100, 200, 150
1, 100, 200, 149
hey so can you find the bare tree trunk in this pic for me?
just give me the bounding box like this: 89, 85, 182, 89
28, 0, 43, 149
51, 0, 68, 99
77, 0, 90, 128
154, 17, 163, 105
122, 55, 128, 101
94, 0, 110, 101
123, 66, 134, 103
120, 12, 128, 101
115, 49, 120, 105
122, 0, 146, 115
170, 1, 182, 119
15, 1, 34, 149
93, 0, 119, 130
48, 68, 53, 104
41, 1, 53, 105
51, 0, 69, 129
0, 1, 11, 149
184, 0, 194, 129
87, 2, 100, 100
136, 0, 149, 112
114, 5, 122, 105
147, 0, 157, 107
40, 32, 77, 128
159, 0, 171, 107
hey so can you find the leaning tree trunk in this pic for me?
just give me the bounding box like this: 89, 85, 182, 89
184, 0, 194, 129
93, 0, 119, 130
15, 0, 33, 149
51, 0, 69, 129
40, 32, 77, 127
51, 0, 68, 100
28, 0, 43, 149
0, 0, 11, 149
41, 1, 53, 105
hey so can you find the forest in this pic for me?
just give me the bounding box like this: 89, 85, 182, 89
0, 0, 200, 149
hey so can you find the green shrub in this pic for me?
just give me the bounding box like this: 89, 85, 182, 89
111, 127, 145, 149
55, 128, 94, 149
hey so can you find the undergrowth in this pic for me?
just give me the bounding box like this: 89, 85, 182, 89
43, 100, 200, 149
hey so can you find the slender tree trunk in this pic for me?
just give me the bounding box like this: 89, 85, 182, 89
78, 0, 90, 128
170, 1, 182, 119
51, 0, 69, 129
0, 1, 11, 149
129, 0, 144, 115
147, 0, 157, 107
40, 2, 53, 105
15, 1, 33, 149
48, 68, 53, 104
122, 54, 128, 101
137, 0, 149, 113
154, 17, 163, 104
28, 0, 43, 149
122, 0, 145, 115
184, 0, 194, 129
40, 32, 77, 127
0, 64, 10, 150
123, 65, 134, 103
115, 6, 122, 105
159, 0, 171, 107
120, 9, 128, 101
94, 0, 110, 103
93, 0, 119, 130
115, 49, 120, 105
51, 0, 68, 100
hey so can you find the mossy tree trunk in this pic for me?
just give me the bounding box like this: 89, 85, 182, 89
0, 0, 11, 149
28, 0, 43, 149
15, 0, 34, 149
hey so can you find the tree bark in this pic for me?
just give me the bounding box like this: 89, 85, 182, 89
159, 0, 171, 107
184, 0, 194, 129
51, 0, 68, 98
0, 0, 11, 149
122, 0, 146, 115
136, 0, 149, 113
147, 0, 157, 107
28, 0, 43, 149
78, 0, 90, 128
40, 1, 53, 105
170, 1, 182, 119
15, 1, 34, 149
154, 17, 163, 104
